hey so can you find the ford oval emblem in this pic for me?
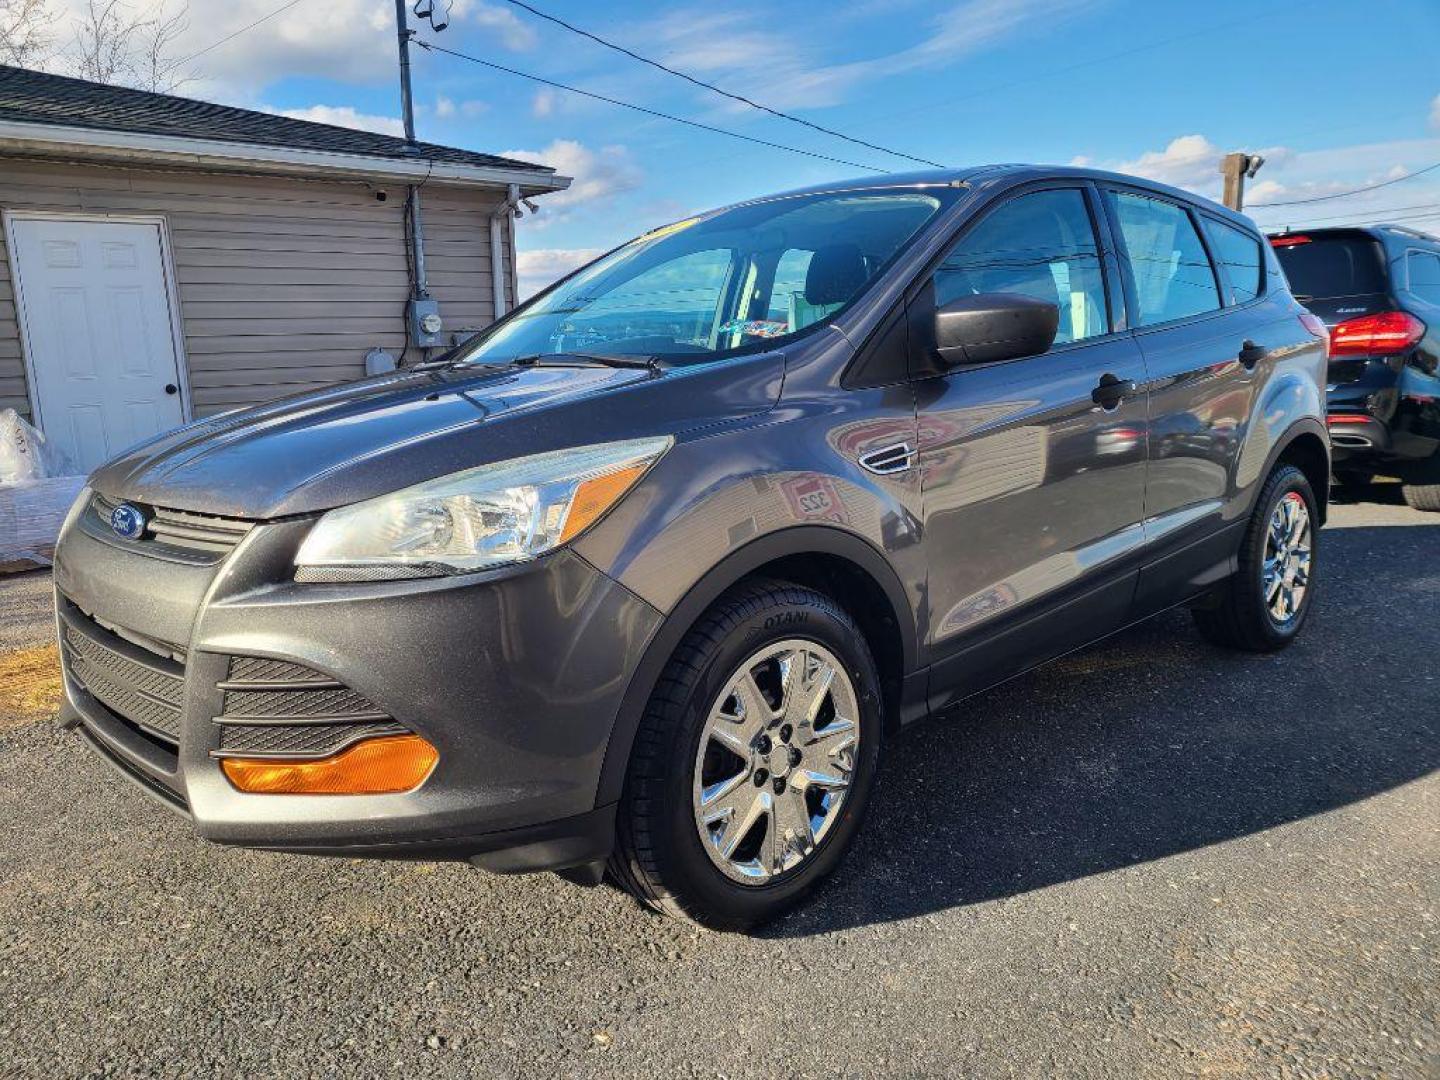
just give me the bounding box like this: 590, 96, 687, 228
110, 503, 147, 541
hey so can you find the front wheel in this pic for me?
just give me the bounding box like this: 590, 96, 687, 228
1192, 464, 1318, 652
609, 581, 883, 931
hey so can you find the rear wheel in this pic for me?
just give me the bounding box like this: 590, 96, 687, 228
1401, 455, 1440, 511
609, 581, 882, 931
1193, 464, 1317, 652
1402, 484, 1440, 511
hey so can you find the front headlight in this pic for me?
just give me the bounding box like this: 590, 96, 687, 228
295, 436, 671, 575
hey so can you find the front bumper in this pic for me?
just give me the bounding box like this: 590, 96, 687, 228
53, 497, 662, 872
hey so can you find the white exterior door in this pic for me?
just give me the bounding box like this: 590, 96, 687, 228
8, 216, 186, 472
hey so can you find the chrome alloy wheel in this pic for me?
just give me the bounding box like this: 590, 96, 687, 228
1264, 491, 1312, 624
692, 639, 860, 884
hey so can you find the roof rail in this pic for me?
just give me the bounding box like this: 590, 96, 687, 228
1379, 224, 1439, 242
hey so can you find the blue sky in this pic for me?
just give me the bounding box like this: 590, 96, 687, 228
60, 0, 1440, 295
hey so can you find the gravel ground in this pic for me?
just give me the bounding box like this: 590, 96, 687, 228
0, 568, 55, 651
0, 486, 1435, 1079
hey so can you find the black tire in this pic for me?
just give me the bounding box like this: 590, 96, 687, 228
1401, 482, 1440, 511
609, 580, 883, 931
1192, 464, 1318, 652
1400, 452, 1440, 511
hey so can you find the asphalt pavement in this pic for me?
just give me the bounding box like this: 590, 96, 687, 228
0, 484, 1435, 1079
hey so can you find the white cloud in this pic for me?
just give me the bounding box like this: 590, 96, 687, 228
1102, 134, 1293, 201
1114, 134, 1226, 192
39, 0, 531, 101
272, 104, 404, 136
1431, 92, 1440, 131
1093, 132, 1440, 231
531, 88, 558, 118
459, 0, 537, 51
516, 247, 605, 299
435, 96, 456, 119
501, 140, 642, 222
615, 0, 1099, 114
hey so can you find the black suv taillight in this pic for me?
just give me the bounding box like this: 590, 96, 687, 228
1329, 311, 1426, 358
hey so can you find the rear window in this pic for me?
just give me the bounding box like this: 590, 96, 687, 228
1270, 235, 1387, 299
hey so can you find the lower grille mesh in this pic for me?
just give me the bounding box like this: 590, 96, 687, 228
214, 656, 408, 759
221, 686, 387, 720
217, 721, 407, 756
63, 625, 183, 744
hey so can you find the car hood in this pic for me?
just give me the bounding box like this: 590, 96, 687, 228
90, 354, 787, 518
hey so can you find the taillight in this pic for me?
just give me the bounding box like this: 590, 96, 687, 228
1270, 234, 1311, 248
1329, 311, 1426, 357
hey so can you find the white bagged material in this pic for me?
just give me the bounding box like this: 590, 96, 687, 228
0, 410, 86, 571
0, 475, 86, 572
0, 409, 77, 482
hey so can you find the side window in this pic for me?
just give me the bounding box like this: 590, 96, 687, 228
765, 248, 839, 331
1203, 217, 1264, 304
1407, 250, 1440, 305
934, 188, 1108, 346
1108, 192, 1221, 325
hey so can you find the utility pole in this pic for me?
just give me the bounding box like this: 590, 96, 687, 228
394, 0, 444, 352
1220, 152, 1266, 211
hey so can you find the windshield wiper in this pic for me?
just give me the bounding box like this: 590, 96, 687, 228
511, 352, 660, 371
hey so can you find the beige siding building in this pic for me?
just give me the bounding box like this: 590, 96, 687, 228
0, 66, 568, 471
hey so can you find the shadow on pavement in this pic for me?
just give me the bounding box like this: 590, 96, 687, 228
768, 517, 1440, 937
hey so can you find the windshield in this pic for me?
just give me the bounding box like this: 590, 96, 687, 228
455, 188, 952, 366
1271, 233, 1387, 299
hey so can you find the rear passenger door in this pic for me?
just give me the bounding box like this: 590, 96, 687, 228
1101, 189, 1269, 613
912, 183, 1150, 712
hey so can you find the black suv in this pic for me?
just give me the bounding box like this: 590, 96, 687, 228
1269, 225, 1440, 508
55, 166, 1328, 930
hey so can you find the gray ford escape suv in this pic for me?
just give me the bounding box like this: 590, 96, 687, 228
54, 166, 1329, 930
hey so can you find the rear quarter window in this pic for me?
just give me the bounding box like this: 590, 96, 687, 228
1270, 235, 1387, 299
1202, 218, 1264, 304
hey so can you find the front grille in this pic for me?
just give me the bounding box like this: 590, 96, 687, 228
90, 494, 253, 560
62, 621, 184, 746
213, 656, 408, 759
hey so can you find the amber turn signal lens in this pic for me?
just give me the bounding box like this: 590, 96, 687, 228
221, 734, 438, 795
560, 462, 649, 543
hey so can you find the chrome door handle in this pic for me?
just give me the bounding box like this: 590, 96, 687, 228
858, 442, 915, 476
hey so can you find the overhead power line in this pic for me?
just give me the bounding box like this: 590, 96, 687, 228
500, 0, 946, 170
165, 0, 307, 72
1249, 162, 1440, 207
1256, 200, 1440, 226
413, 40, 892, 173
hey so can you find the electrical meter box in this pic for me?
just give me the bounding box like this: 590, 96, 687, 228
407, 298, 444, 348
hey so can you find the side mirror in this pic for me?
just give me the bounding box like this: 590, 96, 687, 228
934, 292, 1060, 367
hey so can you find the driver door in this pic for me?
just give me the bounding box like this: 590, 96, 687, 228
911, 183, 1151, 711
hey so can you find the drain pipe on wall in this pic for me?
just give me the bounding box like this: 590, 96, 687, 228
490, 183, 520, 321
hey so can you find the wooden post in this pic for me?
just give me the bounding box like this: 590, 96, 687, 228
1221, 152, 1248, 211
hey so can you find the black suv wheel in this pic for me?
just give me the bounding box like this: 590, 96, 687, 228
1192, 463, 1318, 652
610, 580, 883, 931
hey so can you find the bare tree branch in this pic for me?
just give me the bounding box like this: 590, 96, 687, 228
69, 0, 195, 91
0, 0, 53, 66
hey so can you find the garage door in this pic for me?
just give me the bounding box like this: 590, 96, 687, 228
8, 216, 187, 472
